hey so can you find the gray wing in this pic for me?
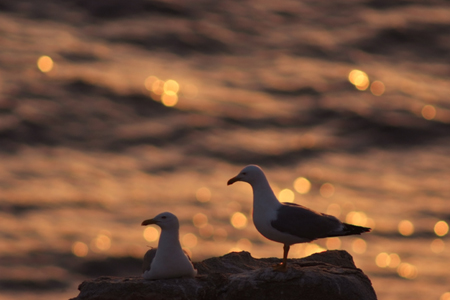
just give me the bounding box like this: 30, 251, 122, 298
142, 248, 157, 273
271, 202, 342, 240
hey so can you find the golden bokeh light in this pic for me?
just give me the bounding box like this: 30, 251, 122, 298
326, 203, 341, 218
161, 93, 178, 107
213, 227, 228, 242
151, 79, 165, 95
199, 224, 214, 238
388, 253, 401, 268
375, 252, 401, 268
375, 252, 390, 268
320, 183, 335, 198
144, 76, 158, 91
193, 213, 208, 228
228, 247, 242, 252
293, 177, 311, 194
144, 78, 180, 107
441, 292, 450, 300
230, 212, 248, 229
434, 220, 449, 237
421, 105, 436, 120
279, 188, 295, 203
346, 211, 368, 226
92, 234, 111, 252
196, 187, 211, 203
163, 79, 180, 95
72, 241, 88, 257
348, 70, 370, 91
181, 233, 198, 248
430, 238, 445, 254
304, 243, 325, 256
398, 220, 414, 236
397, 262, 418, 279
37, 55, 54, 73
352, 238, 367, 254
326, 237, 341, 250
370, 80, 385, 96
143, 226, 159, 242
237, 238, 252, 251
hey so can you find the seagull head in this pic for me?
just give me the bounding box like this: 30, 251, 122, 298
141, 212, 179, 230
227, 165, 266, 186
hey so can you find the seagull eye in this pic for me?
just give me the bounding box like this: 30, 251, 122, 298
242, 172, 247, 175
162, 216, 167, 219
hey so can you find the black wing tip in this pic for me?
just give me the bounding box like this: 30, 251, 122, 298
343, 223, 372, 234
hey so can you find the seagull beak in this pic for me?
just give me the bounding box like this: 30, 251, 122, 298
227, 175, 240, 185
141, 218, 157, 226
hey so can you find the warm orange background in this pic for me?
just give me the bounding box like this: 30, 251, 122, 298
0, 1, 449, 299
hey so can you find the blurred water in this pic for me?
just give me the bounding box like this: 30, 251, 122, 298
0, 1, 450, 299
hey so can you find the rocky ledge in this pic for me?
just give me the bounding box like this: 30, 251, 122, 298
71, 250, 377, 300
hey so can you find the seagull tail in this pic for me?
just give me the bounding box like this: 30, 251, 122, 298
329, 223, 371, 237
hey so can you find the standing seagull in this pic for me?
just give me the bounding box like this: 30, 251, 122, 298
227, 165, 371, 271
141, 212, 197, 279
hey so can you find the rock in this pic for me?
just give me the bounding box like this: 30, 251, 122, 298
71, 250, 377, 300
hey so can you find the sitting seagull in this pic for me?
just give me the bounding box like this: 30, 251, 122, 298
141, 212, 197, 279
227, 165, 371, 271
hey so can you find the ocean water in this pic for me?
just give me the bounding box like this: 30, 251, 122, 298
0, 1, 449, 299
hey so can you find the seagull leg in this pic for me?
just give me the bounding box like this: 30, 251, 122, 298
272, 244, 289, 272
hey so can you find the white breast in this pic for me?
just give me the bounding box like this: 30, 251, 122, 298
143, 229, 197, 280
143, 248, 197, 279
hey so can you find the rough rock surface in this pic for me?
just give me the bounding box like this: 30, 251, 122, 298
71, 250, 377, 300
